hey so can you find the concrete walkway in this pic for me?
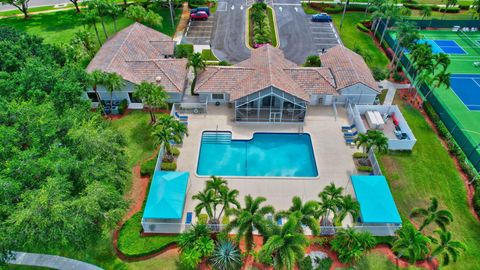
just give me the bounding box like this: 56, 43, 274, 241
379, 80, 410, 105
9, 252, 103, 270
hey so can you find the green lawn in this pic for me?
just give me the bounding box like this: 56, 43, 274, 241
378, 100, 480, 269
7, 266, 54, 270
331, 12, 389, 70
336, 252, 422, 270
0, 8, 181, 44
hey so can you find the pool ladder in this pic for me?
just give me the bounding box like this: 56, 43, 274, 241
202, 132, 232, 144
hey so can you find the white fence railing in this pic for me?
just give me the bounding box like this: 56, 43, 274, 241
368, 148, 383, 176
141, 220, 401, 236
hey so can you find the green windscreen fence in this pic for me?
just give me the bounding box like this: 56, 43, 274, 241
377, 19, 480, 172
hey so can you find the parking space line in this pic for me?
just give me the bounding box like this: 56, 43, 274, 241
313, 37, 339, 40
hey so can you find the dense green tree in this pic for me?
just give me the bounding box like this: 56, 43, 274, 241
125, 5, 163, 27
188, 52, 206, 95
133, 81, 169, 123
226, 195, 275, 252
81, 9, 102, 45
0, 0, 30, 18
259, 212, 309, 270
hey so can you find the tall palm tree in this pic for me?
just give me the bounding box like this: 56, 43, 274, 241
88, 70, 107, 114
108, 1, 122, 33
258, 212, 309, 270
355, 133, 371, 161
392, 223, 431, 264
434, 53, 451, 71
430, 229, 467, 266
421, 6, 432, 20
318, 183, 343, 227
207, 176, 228, 197
334, 195, 360, 226
187, 52, 206, 95
152, 115, 188, 160
379, 4, 400, 45
391, 21, 419, 69
331, 228, 376, 263
134, 82, 169, 124
217, 188, 240, 222
103, 72, 124, 112
192, 189, 217, 222
369, 130, 389, 154
226, 195, 275, 252
88, 0, 109, 39
424, 70, 451, 100
82, 9, 102, 45
370, 1, 388, 36
275, 196, 320, 235
410, 197, 453, 232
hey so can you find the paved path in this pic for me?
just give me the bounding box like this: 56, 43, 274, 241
9, 252, 103, 270
379, 80, 410, 105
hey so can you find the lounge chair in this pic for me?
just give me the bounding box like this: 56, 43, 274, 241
345, 138, 355, 146
341, 124, 356, 132
185, 212, 193, 225
175, 112, 188, 121
344, 131, 358, 138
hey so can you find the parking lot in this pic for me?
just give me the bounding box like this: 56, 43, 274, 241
308, 20, 342, 53
184, 14, 216, 45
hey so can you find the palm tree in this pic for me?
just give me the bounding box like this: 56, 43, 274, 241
391, 21, 418, 69
379, 4, 400, 45
133, 81, 169, 124
355, 133, 371, 161
434, 53, 451, 71
318, 183, 343, 228
368, 130, 389, 154
430, 229, 466, 266
188, 52, 206, 95
178, 223, 211, 251
424, 70, 451, 101
275, 196, 320, 235
330, 228, 376, 263
82, 9, 102, 45
258, 212, 309, 270
192, 189, 217, 222
152, 115, 188, 160
108, 1, 122, 33
88, 0, 109, 39
370, 1, 388, 36
207, 176, 228, 197
392, 223, 431, 264
209, 239, 243, 270
421, 6, 432, 20
103, 72, 124, 112
226, 195, 275, 252
334, 195, 360, 226
410, 197, 453, 232
217, 188, 240, 223
88, 70, 107, 114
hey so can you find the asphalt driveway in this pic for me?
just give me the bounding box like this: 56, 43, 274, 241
211, 0, 251, 63
185, 14, 216, 45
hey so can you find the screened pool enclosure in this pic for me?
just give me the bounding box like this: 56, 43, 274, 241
234, 88, 307, 123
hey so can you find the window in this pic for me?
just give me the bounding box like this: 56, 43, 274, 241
212, 93, 225, 100
128, 92, 142, 103
87, 92, 99, 102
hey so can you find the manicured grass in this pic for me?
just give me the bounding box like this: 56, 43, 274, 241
330, 12, 389, 70
337, 252, 423, 269
110, 111, 158, 168
408, 9, 473, 20
7, 266, 54, 270
117, 212, 178, 257
378, 99, 480, 269
0, 8, 181, 44
202, 49, 219, 61
266, 6, 278, 47
0, 5, 60, 17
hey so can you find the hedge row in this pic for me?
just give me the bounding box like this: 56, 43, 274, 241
403, 3, 464, 13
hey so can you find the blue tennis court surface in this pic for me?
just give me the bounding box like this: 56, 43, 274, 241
450, 74, 480, 111
419, 40, 467, 54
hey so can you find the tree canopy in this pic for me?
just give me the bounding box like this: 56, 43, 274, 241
0, 26, 129, 264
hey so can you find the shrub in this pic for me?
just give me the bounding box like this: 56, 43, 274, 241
358, 166, 373, 172
353, 152, 368, 159
299, 256, 313, 270
438, 7, 460, 13
198, 213, 208, 224
314, 257, 333, 270
393, 70, 404, 82
324, 4, 343, 13
459, 4, 470, 10
171, 147, 180, 157
356, 22, 370, 33
175, 44, 194, 58
161, 162, 177, 171
118, 99, 128, 115
218, 60, 232, 66
304, 55, 322, 67
371, 66, 387, 81
140, 159, 156, 176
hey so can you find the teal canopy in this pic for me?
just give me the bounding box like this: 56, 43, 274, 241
351, 175, 402, 224
143, 171, 189, 220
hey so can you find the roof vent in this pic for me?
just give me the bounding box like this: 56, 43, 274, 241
155, 76, 162, 83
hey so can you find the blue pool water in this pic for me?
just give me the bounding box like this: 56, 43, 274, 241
197, 132, 318, 177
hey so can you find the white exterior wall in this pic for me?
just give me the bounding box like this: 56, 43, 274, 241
85, 80, 183, 109
309, 94, 334, 105
198, 93, 230, 104
339, 83, 378, 105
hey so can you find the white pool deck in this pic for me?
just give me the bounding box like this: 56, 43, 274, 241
175, 105, 359, 224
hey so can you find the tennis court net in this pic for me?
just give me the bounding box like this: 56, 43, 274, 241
457, 30, 480, 55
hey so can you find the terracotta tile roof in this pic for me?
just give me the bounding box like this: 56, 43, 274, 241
195, 45, 378, 101
320, 45, 379, 91
86, 22, 185, 93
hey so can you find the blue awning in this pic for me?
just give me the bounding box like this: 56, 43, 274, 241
351, 175, 402, 224
143, 171, 189, 220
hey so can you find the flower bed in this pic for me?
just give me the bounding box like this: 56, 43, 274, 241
248, 3, 277, 48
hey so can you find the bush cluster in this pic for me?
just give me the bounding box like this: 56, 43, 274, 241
118, 99, 128, 115
353, 152, 368, 159
371, 66, 387, 81
403, 3, 461, 13
161, 161, 177, 171
358, 166, 373, 172
140, 159, 156, 176
175, 44, 194, 58
251, 3, 272, 45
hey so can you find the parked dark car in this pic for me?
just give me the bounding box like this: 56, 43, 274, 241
190, 7, 210, 16
311, 13, 332, 22
190, 11, 209, 20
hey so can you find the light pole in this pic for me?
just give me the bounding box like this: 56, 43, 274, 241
339, 0, 350, 30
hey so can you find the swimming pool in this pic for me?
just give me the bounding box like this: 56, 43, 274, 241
197, 132, 318, 177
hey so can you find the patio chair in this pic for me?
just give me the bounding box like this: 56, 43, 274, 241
185, 212, 193, 225
341, 124, 356, 132
344, 131, 358, 138
345, 138, 355, 146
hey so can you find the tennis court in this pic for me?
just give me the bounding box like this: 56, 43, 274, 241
450, 74, 480, 111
